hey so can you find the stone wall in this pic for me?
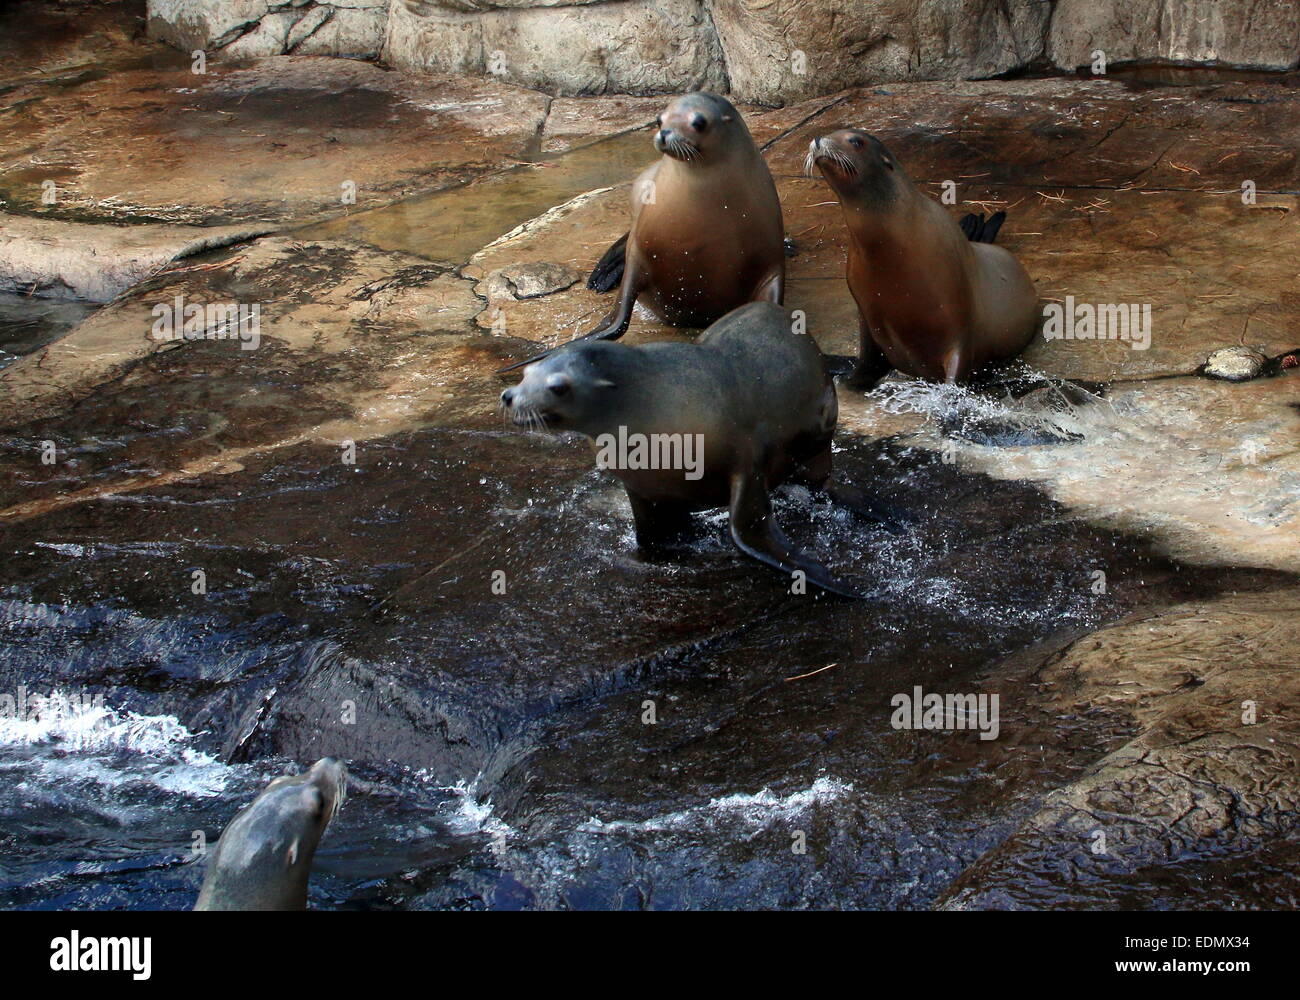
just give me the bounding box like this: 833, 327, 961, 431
146, 0, 1300, 103
146, 0, 389, 58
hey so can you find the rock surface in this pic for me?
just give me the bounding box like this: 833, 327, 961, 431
0, 214, 273, 301
941, 587, 1300, 909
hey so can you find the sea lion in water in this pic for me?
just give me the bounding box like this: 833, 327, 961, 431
808, 130, 1038, 387
499, 93, 784, 372
501, 301, 896, 598
194, 758, 346, 911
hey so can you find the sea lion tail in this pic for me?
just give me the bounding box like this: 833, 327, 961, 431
958, 211, 1007, 244
587, 232, 628, 292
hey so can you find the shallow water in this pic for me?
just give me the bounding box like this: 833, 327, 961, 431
0, 293, 96, 369
0, 400, 1283, 908
297, 128, 655, 262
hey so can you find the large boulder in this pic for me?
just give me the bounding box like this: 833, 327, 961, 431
710, 0, 1049, 105
383, 0, 727, 95
146, 0, 388, 58
1048, 0, 1300, 72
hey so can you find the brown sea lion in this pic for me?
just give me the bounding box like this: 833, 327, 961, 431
808, 129, 1038, 387
499, 93, 784, 372
501, 302, 897, 598
194, 758, 346, 911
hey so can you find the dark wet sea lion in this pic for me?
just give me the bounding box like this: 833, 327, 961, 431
499, 93, 784, 372
194, 758, 346, 911
809, 130, 1038, 387
501, 302, 894, 598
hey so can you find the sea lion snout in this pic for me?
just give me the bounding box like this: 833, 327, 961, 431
807, 130, 895, 184
501, 354, 595, 429
653, 93, 741, 162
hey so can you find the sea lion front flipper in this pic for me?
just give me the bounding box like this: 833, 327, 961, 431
843, 317, 893, 389
727, 463, 863, 599
628, 491, 699, 548
752, 264, 784, 306
587, 233, 628, 292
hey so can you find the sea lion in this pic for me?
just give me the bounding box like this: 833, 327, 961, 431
808, 130, 1038, 387
194, 757, 346, 911
499, 93, 784, 372
501, 301, 895, 598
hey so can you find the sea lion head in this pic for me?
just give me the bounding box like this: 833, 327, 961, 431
195, 757, 346, 911
500, 343, 622, 435
806, 129, 899, 201
653, 92, 745, 163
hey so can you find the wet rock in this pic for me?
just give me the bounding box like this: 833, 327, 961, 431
383, 0, 727, 96
0, 213, 273, 301
0, 236, 484, 430
540, 97, 661, 154
941, 587, 1300, 909
763, 77, 1300, 192
1199, 345, 1269, 382
0, 0, 163, 86
481, 263, 580, 303
1048, 1, 1300, 73
0, 57, 550, 224
863, 375, 1300, 575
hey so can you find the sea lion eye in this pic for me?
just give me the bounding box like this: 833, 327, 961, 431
691, 113, 707, 131
849, 136, 864, 150
545, 373, 572, 396
655, 115, 663, 127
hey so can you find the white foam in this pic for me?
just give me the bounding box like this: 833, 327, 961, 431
415, 772, 514, 850
0, 691, 230, 798
580, 776, 853, 835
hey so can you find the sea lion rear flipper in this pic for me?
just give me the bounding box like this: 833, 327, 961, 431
628, 491, 699, 548
958, 210, 1007, 244
959, 212, 983, 241
821, 480, 910, 534
728, 464, 864, 599
587, 233, 628, 292
981, 210, 1006, 243
822, 354, 856, 377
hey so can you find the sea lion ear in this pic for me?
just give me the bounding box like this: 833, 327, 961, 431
721, 114, 733, 123
881, 157, 894, 171
593, 378, 617, 389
